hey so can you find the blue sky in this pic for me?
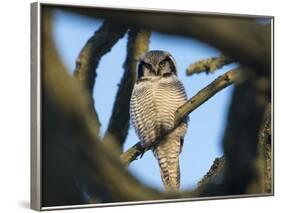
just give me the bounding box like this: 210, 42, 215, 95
52, 9, 236, 191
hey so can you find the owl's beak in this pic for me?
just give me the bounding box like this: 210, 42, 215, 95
152, 65, 159, 74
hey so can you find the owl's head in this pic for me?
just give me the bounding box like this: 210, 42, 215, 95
137, 50, 177, 80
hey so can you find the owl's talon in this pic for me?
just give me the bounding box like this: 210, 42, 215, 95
139, 149, 146, 159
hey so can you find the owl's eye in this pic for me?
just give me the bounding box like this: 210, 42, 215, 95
159, 60, 166, 68
143, 62, 152, 70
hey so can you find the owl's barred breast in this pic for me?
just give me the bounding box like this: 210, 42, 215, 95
130, 75, 187, 148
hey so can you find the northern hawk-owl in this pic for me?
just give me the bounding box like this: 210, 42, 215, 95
130, 50, 188, 191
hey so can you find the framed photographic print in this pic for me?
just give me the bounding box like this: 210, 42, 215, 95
31, 1, 274, 211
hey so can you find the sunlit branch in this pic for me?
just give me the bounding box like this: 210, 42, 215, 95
120, 68, 240, 166
186, 55, 233, 76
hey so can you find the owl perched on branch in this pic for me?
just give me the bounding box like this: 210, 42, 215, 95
130, 50, 188, 191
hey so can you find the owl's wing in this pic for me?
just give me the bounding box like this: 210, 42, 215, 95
130, 81, 159, 148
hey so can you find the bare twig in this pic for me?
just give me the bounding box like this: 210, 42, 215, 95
74, 21, 128, 133
103, 29, 151, 149
186, 55, 233, 76
120, 68, 240, 166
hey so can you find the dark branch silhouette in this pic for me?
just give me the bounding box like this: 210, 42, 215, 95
103, 29, 151, 149
74, 21, 128, 133
65, 7, 270, 73
198, 73, 270, 196
42, 9, 164, 205
40, 5, 272, 207
197, 156, 225, 188
256, 103, 272, 193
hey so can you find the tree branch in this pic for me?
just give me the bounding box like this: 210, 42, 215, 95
256, 103, 272, 193
65, 7, 271, 74
120, 68, 241, 166
186, 55, 233, 76
41, 6, 272, 203
103, 29, 151, 149
198, 72, 270, 196
42, 9, 203, 203
197, 105, 272, 195
74, 21, 128, 134
197, 156, 225, 188
42, 9, 164, 205
188, 77, 270, 197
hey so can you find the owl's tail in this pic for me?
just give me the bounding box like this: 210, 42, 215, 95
153, 135, 182, 192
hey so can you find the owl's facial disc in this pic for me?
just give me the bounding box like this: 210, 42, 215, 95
137, 50, 177, 80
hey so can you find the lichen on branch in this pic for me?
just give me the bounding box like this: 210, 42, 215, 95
186, 55, 233, 76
